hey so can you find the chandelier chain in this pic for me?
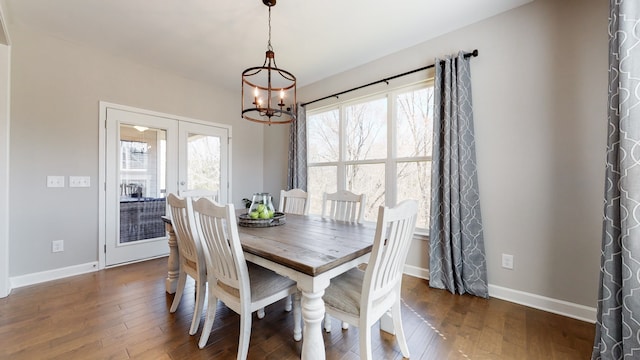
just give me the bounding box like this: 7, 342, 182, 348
267, 6, 273, 52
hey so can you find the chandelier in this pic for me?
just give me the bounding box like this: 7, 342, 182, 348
241, 0, 296, 125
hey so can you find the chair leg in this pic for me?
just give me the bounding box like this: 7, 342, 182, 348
359, 322, 373, 360
237, 310, 252, 360
285, 294, 293, 312
293, 292, 302, 341
324, 313, 332, 332
391, 301, 410, 358
198, 292, 218, 349
189, 278, 206, 335
170, 270, 187, 313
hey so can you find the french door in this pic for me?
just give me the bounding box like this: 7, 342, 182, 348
102, 104, 229, 266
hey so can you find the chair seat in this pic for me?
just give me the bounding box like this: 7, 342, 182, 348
248, 262, 297, 302
215, 262, 296, 302
324, 267, 364, 317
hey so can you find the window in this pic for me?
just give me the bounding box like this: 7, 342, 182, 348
307, 82, 434, 230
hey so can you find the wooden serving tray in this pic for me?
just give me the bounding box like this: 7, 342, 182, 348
237, 212, 286, 227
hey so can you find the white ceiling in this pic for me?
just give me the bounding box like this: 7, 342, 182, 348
3, 0, 532, 91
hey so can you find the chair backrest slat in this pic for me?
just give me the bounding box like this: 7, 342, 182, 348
321, 190, 366, 223
279, 189, 309, 215
363, 200, 418, 304
193, 198, 249, 297
167, 193, 202, 264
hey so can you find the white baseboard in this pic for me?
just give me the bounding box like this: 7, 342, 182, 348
404, 264, 430, 279
10, 262, 99, 289
488, 284, 596, 323
402, 266, 596, 324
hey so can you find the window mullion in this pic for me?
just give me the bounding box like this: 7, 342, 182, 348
337, 104, 346, 191
387, 93, 395, 207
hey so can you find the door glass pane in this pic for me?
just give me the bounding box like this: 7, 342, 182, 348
346, 163, 385, 221
345, 98, 387, 161
119, 124, 167, 244
187, 133, 221, 192
397, 161, 431, 229
307, 166, 337, 215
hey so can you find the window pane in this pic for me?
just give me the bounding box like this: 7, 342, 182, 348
187, 133, 220, 192
346, 163, 385, 222
345, 98, 387, 161
307, 166, 337, 215
397, 161, 431, 229
396, 87, 434, 158
308, 110, 339, 163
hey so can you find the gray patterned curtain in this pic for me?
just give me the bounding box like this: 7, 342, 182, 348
429, 51, 488, 298
287, 103, 307, 191
592, 2, 640, 359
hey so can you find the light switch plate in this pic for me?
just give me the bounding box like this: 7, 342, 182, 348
47, 176, 65, 188
69, 176, 90, 188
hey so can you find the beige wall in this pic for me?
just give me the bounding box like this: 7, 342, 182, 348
8, 24, 265, 276
267, 0, 606, 309
0, 13, 10, 296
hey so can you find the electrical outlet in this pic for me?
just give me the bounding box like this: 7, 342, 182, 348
47, 176, 65, 188
502, 253, 514, 270
52, 240, 64, 253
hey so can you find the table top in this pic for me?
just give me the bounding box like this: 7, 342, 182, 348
236, 212, 376, 277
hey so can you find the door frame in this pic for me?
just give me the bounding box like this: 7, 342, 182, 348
98, 102, 233, 269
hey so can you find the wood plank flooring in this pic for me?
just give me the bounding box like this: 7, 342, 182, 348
0, 258, 595, 359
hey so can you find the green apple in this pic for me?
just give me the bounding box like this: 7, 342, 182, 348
259, 210, 270, 219
256, 204, 265, 213
249, 211, 260, 219
268, 210, 274, 218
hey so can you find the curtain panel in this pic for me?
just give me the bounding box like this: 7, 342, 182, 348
287, 104, 307, 191
429, 51, 488, 298
592, 1, 640, 359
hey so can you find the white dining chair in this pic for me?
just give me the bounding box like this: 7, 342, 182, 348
166, 193, 207, 336
321, 190, 366, 223
322, 200, 418, 360
192, 198, 301, 356
321, 190, 367, 330
278, 188, 310, 215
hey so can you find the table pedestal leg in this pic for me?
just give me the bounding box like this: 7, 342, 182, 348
301, 290, 326, 360
164, 221, 179, 294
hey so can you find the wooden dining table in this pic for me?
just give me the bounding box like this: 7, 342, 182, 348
163, 211, 377, 360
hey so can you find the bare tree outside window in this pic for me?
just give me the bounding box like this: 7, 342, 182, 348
396, 87, 433, 228
308, 109, 339, 163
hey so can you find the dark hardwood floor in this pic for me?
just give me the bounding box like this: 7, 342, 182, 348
0, 258, 595, 359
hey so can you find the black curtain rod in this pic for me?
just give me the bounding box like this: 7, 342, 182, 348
301, 49, 478, 107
